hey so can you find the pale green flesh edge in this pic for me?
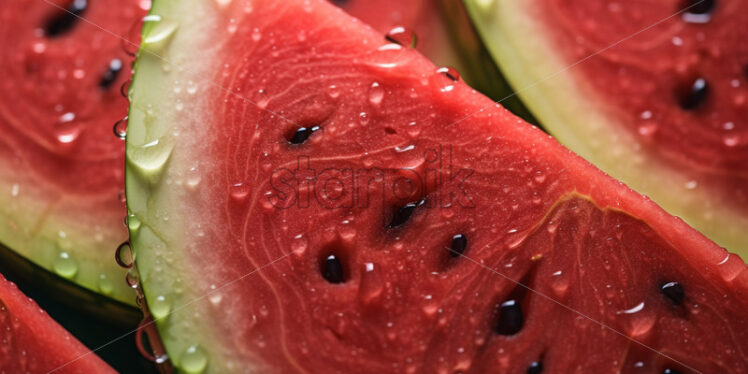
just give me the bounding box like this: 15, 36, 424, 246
464, 0, 748, 258
126, 0, 240, 372
0, 176, 134, 305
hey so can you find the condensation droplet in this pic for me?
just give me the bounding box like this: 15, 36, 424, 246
385, 26, 417, 48
369, 82, 384, 105
116, 241, 134, 268
181, 345, 208, 374
53, 252, 78, 279
114, 116, 128, 139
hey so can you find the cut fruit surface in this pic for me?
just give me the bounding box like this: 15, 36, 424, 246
0, 0, 147, 304
0, 273, 115, 373
464, 0, 748, 256
126, 0, 748, 372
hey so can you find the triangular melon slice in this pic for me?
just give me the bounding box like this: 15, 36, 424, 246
126, 0, 748, 372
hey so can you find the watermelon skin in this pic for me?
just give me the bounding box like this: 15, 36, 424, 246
127, 0, 748, 372
0, 273, 115, 373
463, 0, 748, 257
0, 0, 147, 304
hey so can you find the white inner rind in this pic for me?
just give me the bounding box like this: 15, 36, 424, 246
464, 0, 748, 255
126, 0, 243, 372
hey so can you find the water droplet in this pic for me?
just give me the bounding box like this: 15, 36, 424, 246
251, 27, 262, 42
116, 241, 134, 268
550, 271, 569, 298
121, 79, 132, 98
433, 67, 460, 93
327, 84, 340, 99
385, 26, 417, 48
369, 82, 384, 105
98, 274, 113, 295
126, 267, 140, 289
723, 135, 739, 147
185, 166, 201, 190
255, 88, 268, 109
53, 252, 78, 279
394, 144, 414, 153
123, 14, 162, 56
616, 301, 645, 315
150, 295, 171, 319
436, 66, 460, 82
637, 122, 658, 137
229, 183, 250, 202
359, 112, 369, 125
113, 116, 128, 139
291, 235, 308, 256
141, 16, 179, 53
128, 213, 142, 233
359, 262, 384, 304
181, 345, 208, 374
55, 122, 82, 145
227, 18, 237, 33
126, 138, 174, 185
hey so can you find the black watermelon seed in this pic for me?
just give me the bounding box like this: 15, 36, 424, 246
44, 0, 87, 37
288, 126, 320, 144
329, 0, 348, 6
661, 281, 685, 305
386, 199, 425, 228
683, 0, 715, 15
321, 254, 345, 283
527, 361, 543, 374
99, 59, 123, 89
678, 77, 709, 110
449, 234, 467, 257
495, 299, 523, 335
663, 369, 682, 374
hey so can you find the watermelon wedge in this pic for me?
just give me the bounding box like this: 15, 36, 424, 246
126, 0, 748, 372
0, 272, 115, 373
463, 0, 748, 256
0, 0, 147, 304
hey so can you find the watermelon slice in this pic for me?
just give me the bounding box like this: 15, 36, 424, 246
126, 0, 748, 372
0, 0, 147, 304
0, 272, 115, 373
463, 0, 748, 256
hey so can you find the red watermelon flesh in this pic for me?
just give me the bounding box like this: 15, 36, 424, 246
0, 273, 115, 373
0, 0, 147, 304
125, 0, 748, 373
463, 0, 748, 254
